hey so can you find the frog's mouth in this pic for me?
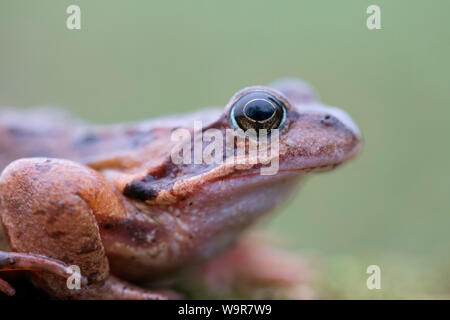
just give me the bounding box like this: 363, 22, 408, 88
155, 106, 360, 203
124, 99, 360, 206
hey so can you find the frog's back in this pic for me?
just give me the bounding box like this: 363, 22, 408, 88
0, 106, 222, 171
0, 107, 80, 169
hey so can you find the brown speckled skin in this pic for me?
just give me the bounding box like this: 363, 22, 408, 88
0, 79, 360, 299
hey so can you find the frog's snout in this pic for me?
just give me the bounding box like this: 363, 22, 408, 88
318, 105, 361, 161
299, 103, 361, 140
281, 102, 361, 172
320, 106, 361, 139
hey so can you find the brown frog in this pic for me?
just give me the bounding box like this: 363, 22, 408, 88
0, 78, 360, 299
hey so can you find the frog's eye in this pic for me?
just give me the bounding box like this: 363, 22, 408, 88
230, 91, 286, 131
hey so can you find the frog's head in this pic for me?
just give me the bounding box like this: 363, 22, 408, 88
222, 83, 361, 175
116, 79, 360, 262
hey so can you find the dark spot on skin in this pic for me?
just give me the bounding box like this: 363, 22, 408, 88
49, 231, 66, 239
78, 239, 99, 255
7, 127, 33, 137
36, 200, 69, 225
34, 163, 52, 173
121, 159, 181, 202
100, 218, 165, 247
87, 271, 100, 284
47, 216, 57, 225
74, 133, 100, 146
123, 179, 158, 201
26, 149, 54, 158
189, 202, 193, 206
15, 231, 22, 240
148, 161, 180, 179
130, 132, 154, 148
141, 174, 156, 183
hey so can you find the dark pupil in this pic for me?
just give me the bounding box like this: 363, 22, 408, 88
230, 91, 285, 131
245, 100, 275, 122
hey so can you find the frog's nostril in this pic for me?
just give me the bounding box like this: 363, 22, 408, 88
320, 114, 334, 126
312, 106, 361, 138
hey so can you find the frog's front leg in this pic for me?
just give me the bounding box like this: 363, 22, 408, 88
192, 234, 315, 299
0, 158, 174, 299
0, 251, 78, 296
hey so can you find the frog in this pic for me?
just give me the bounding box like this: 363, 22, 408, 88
0, 78, 360, 299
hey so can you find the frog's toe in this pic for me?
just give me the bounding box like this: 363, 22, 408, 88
191, 235, 315, 299
0, 250, 82, 297
0, 276, 15, 296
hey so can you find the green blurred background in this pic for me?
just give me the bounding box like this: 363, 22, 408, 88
1, 1, 449, 298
